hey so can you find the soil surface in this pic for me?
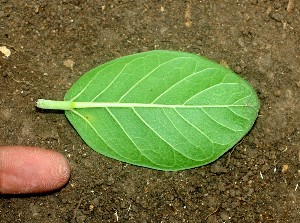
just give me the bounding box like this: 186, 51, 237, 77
1, 0, 300, 222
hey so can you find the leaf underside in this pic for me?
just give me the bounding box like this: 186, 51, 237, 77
64, 50, 259, 171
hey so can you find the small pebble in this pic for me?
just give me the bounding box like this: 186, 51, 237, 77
273, 90, 281, 97
282, 164, 289, 173
63, 59, 75, 70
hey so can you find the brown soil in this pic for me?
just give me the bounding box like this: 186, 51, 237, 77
1, 0, 299, 222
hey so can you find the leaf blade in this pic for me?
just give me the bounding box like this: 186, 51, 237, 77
64, 50, 259, 171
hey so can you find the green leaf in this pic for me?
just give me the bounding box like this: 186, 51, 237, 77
37, 50, 259, 171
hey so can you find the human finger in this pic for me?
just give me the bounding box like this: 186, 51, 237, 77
0, 146, 71, 194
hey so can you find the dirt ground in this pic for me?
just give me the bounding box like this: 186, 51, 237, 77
1, 0, 299, 222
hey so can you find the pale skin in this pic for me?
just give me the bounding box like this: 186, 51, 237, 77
0, 146, 71, 194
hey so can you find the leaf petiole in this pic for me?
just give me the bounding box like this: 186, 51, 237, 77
37, 99, 75, 110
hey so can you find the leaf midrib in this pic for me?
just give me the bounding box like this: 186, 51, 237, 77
71, 102, 255, 109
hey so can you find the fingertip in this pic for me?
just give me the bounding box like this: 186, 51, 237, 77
0, 146, 71, 194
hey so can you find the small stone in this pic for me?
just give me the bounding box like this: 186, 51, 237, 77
220, 210, 230, 221
238, 37, 245, 47
0, 46, 11, 57
250, 0, 258, 5
89, 204, 94, 211
235, 66, 242, 73
282, 164, 289, 173
63, 59, 75, 70
287, 0, 295, 12
210, 162, 227, 174
269, 12, 283, 22
219, 59, 229, 68
0, 108, 12, 121
274, 90, 281, 97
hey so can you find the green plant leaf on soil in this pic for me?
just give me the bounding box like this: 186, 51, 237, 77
37, 50, 259, 171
